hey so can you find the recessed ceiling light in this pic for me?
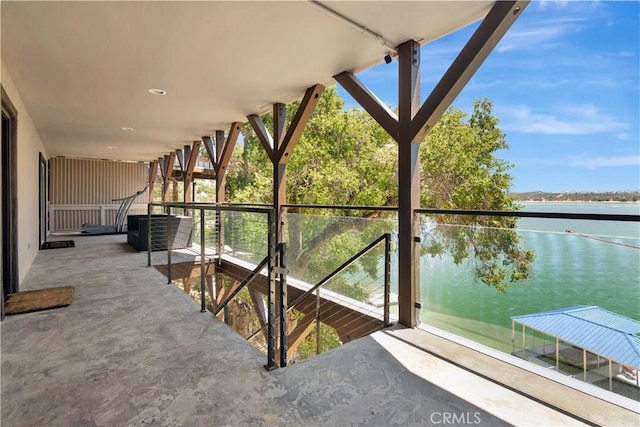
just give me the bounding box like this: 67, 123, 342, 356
121, 127, 134, 131
107, 146, 118, 150
148, 88, 167, 96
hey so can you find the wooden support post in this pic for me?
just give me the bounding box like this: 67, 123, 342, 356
214, 130, 227, 202
184, 140, 201, 206
250, 289, 269, 342
411, 1, 528, 142
201, 125, 241, 324
176, 148, 185, 172
148, 160, 158, 203
249, 85, 324, 367
397, 40, 421, 327
161, 152, 176, 202
333, 1, 528, 327
206, 275, 214, 309
287, 315, 317, 359
172, 180, 178, 202
248, 84, 324, 244
206, 123, 241, 203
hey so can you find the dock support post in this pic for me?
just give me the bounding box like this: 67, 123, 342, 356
609, 360, 613, 391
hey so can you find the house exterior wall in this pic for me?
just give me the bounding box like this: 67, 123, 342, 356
1, 62, 48, 283
49, 157, 148, 230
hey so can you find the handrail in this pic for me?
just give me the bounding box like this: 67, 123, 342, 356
283, 203, 398, 211
149, 201, 273, 215
246, 233, 392, 344
148, 202, 279, 370
416, 208, 640, 222
150, 202, 640, 222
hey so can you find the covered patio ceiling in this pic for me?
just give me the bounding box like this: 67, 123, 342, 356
1, 0, 494, 162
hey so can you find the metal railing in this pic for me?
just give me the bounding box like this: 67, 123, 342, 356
146, 201, 396, 367
146, 202, 284, 370
416, 206, 640, 402
246, 232, 392, 364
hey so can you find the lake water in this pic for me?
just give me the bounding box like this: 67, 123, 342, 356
419, 202, 640, 354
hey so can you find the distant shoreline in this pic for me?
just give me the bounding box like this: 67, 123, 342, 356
513, 191, 639, 204
520, 200, 640, 204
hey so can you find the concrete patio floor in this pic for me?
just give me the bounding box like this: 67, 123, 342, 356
2, 234, 638, 426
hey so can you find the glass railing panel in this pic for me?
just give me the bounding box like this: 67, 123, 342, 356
283, 212, 398, 304
222, 210, 269, 265
417, 211, 640, 401
184, 207, 221, 259
280, 211, 398, 362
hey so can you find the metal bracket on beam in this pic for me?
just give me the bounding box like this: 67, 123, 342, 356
272, 266, 288, 275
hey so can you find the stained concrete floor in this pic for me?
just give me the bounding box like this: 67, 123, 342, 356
1, 234, 637, 426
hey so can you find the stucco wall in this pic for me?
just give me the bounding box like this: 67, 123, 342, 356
1, 62, 49, 283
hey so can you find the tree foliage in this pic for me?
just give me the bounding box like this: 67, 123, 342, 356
420, 99, 535, 290
229, 88, 394, 297
226, 90, 534, 293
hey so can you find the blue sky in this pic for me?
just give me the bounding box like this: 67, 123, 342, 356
336, 0, 639, 193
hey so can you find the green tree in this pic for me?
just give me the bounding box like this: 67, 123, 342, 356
228, 92, 533, 292
224, 91, 534, 362
230, 88, 394, 297
420, 99, 534, 290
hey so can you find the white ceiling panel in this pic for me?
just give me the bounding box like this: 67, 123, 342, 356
1, 1, 493, 161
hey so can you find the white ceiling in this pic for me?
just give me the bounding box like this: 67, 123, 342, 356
1, 1, 493, 162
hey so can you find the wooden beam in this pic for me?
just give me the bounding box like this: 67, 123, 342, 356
334, 72, 399, 141
278, 84, 325, 163
148, 160, 159, 203
208, 125, 241, 203
248, 114, 275, 161
215, 130, 225, 164
183, 141, 200, 205
185, 140, 201, 182
411, 0, 528, 142
273, 103, 286, 148
202, 136, 216, 170
215, 130, 226, 202
183, 144, 192, 170
218, 259, 382, 339
149, 159, 159, 182
176, 148, 185, 172
217, 122, 242, 176
218, 280, 242, 307
287, 315, 317, 358
162, 152, 176, 202
397, 40, 422, 328
159, 157, 166, 180
250, 289, 268, 341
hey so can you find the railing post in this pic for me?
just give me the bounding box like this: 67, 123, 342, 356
146, 204, 152, 267
278, 243, 288, 367
166, 205, 172, 284
384, 233, 391, 326
315, 288, 321, 355
200, 207, 206, 313
264, 209, 277, 371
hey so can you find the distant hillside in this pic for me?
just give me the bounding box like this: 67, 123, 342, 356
513, 191, 640, 202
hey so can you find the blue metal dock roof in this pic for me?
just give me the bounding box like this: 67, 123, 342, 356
511, 306, 640, 369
